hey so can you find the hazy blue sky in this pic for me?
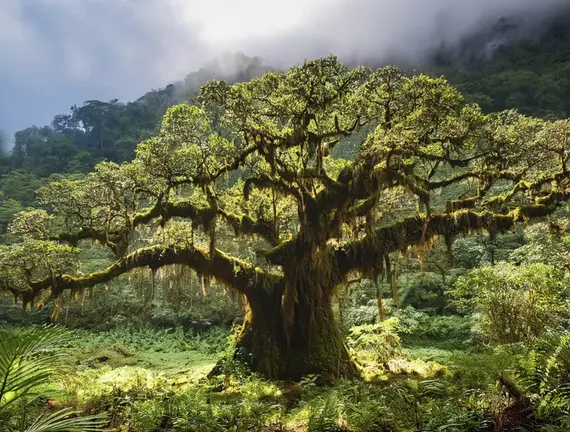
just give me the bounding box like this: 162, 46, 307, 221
0, 0, 565, 137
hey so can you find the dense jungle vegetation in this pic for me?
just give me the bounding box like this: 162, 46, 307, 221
2, 13, 570, 432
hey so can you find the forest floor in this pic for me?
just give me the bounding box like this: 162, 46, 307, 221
12, 324, 523, 432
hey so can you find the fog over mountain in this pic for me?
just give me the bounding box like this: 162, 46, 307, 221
232, 0, 569, 68
0, 0, 568, 136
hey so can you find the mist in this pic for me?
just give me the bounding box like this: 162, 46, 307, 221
0, 0, 567, 137
231, 0, 569, 68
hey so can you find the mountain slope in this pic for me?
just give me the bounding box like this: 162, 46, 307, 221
434, 8, 570, 117
1, 11, 570, 226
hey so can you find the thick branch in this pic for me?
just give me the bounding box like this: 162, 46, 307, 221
22, 244, 282, 307
51, 199, 215, 250
53, 199, 276, 252
51, 227, 109, 248
334, 192, 570, 281
219, 210, 279, 245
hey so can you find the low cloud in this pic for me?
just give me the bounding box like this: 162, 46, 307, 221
231, 0, 568, 67
0, 0, 567, 136
0, 0, 209, 135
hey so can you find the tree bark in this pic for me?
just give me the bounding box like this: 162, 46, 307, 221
235, 278, 356, 380
375, 277, 386, 321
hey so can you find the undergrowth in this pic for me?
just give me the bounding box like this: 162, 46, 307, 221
1, 322, 568, 431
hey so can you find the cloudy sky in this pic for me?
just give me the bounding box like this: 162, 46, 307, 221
0, 0, 566, 137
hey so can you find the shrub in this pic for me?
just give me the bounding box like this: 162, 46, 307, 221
343, 304, 379, 329
389, 306, 472, 347
421, 315, 473, 342
452, 263, 570, 345
390, 306, 427, 335
346, 319, 401, 368
400, 274, 448, 313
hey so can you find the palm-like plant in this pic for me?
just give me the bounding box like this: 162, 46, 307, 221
0, 326, 106, 432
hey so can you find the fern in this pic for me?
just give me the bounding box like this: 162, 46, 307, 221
518, 334, 570, 426
24, 408, 107, 432
0, 326, 107, 432
308, 394, 345, 432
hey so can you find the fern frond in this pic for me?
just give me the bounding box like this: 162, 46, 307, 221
24, 408, 107, 432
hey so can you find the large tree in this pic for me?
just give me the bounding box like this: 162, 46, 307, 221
3, 56, 570, 380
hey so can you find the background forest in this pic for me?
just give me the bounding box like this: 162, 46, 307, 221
1, 11, 570, 432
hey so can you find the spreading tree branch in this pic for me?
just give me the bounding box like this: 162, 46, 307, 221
17, 244, 282, 307
333, 189, 570, 282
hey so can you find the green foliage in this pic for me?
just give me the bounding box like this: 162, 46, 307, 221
307, 393, 346, 432
343, 304, 379, 329
390, 306, 427, 335
72, 325, 229, 356
392, 306, 473, 347
0, 239, 78, 305
345, 397, 395, 432
452, 263, 570, 345
346, 319, 401, 368
3, 323, 569, 431
22, 408, 107, 432
510, 222, 570, 267
400, 275, 448, 314
516, 333, 570, 427
57, 277, 242, 332
439, 17, 570, 119
0, 326, 106, 431
0, 170, 42, 206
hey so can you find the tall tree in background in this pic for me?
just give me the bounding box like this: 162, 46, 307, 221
0, 129, 8, 154
3, 57, 570, 380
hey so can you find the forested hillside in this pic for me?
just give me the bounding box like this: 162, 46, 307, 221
0, 53, 272, 229
436, 11, 570, 117
2, 12, 570, 222
2, 10, 570, 432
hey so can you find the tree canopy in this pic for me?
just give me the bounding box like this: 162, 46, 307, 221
3, 56, 570, 379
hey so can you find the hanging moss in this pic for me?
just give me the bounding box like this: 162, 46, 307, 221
51, 297, 62, 322
11, 59, 570, 382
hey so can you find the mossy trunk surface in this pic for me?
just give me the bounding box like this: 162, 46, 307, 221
235, 268, 356, 381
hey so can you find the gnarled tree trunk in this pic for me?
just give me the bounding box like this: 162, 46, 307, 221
234, 240, 356, 380
236, 276, 356, 380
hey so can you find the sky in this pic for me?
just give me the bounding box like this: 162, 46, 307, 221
0, 0, 567, 138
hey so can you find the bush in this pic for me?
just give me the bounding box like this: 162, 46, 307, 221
347, 319, 401, 368
452, 263, 570, 345
390, 306, 427, 335
421, 315, 473, 342
388, 306, 472, 346
400, 274, 448, 313
343, 303, 379, 329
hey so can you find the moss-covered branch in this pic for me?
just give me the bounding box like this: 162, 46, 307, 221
54, 198, 277, 253
334, 190, 570, 280
219, 210, 279, 245
19, 244, 282, 308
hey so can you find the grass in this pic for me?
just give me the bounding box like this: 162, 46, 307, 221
0, 324, 531, 431
64, 326, 225, 374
